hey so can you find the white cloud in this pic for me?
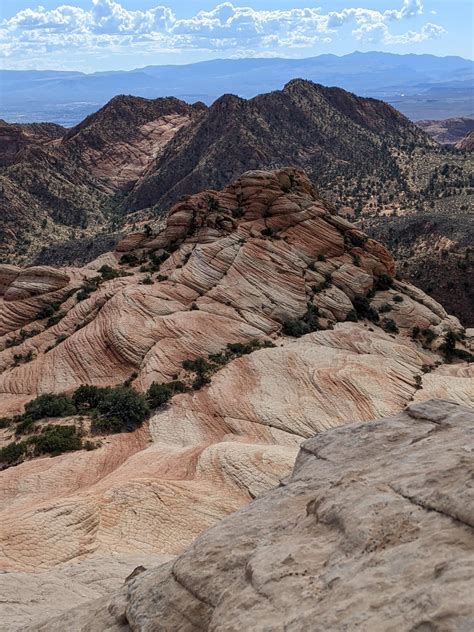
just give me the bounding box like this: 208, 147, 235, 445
0, 1, 446, 63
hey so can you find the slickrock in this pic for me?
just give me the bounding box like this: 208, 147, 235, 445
0, 169, 472, 628
3, 266, 70, 301
0, 554, 171, 632
0, 168, 466, 413
0, 264, 21, 295
27, 400, 474, 632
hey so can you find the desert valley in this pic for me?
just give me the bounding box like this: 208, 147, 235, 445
0, 11, 473, 631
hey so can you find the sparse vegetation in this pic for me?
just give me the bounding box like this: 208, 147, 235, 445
353, 295, 379, 323
282, 303, 320, 337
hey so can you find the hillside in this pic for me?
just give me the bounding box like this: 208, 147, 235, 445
26, 400, 474, 631
0, 96, 202, 260
124, 79, 435, 213
417, 117, 474, 144
0, 81, 472, 324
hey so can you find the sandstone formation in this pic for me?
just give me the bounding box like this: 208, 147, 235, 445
26, 400, 474, 632
0, 169, 472, 628
3, 266, 70, 301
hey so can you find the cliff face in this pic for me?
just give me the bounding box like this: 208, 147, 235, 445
24, 400, 474, 632
0, 169, 472, 629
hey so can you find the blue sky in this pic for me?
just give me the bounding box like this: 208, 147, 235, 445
0, 1, 472, 71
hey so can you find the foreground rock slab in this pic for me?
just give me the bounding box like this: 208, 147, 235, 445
31, 400, 473, 631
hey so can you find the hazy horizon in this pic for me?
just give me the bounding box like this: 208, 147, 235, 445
1, 1, 473, 72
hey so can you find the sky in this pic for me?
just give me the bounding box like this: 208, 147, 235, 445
0, 0, 472, 72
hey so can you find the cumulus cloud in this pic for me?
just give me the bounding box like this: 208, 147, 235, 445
0, 0, 446, 63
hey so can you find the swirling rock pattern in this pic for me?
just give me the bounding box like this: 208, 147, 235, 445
0, 169, 472, 629
26, 400, 474, 632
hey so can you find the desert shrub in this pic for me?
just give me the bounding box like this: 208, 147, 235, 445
15, 416, 35, 436
282, 303, 320, 338
382, 319, 399, 333
317, 254, 326, 262
207, 196, 219, 211
282, 320, 310, 337
142, 275, 153, 285
421, 328, 436, 344
345, 310, 358, 322
36, 305, 55, 320
119, 253, 138, 266
393, 294, 404, 303
182, 357, 212, 375
147, 381, 187, 408
0, 441, 27, 465
231, 207, 244, 219
47, 312, 65, 328
98, 265, 122, 281
440, 330, 474, 362
76, 289, 91, 302
347, 232, 367, 248
73, 385, 106, 410
353, 295, 379, 323
92, 386, 149, 433
29, 425, 82, 456
261, 227, 274, 238
24, 393, 76, 420
374, 274, 394, 291
379, 303, 392, 313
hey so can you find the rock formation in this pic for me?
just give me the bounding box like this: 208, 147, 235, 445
24, 400, 474, 631
0, 169, 472, 629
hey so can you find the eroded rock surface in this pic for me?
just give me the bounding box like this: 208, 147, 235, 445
0, 170, 472, 629
28, 400, 474, 632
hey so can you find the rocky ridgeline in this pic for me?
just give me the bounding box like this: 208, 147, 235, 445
23, 400, 474, 631
0, 169, 472, 628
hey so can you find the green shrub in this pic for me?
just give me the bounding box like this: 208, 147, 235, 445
98, 265, 122, 281
231, 207, 244, 219
393, 295, 404, 303
0, 441, 27, 465
383, 319, 399, 334
92, 386, 149, 433
24, 393, 76, 420
36, 305, 55, 320
345, 310, 358, 322
353, 295, 380, 323
119, 253, 138, 266
15, 416, 35, 436
374, 274, 394, 291
73, 385, 106, 410
29, 425, 82, 456
282, 320, 310, 337
147, 381, 187, 408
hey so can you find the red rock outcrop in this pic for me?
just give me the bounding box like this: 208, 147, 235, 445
0, 169, 471, 628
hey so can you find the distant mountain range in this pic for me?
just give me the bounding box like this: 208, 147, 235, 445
1, 51, 473, 125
